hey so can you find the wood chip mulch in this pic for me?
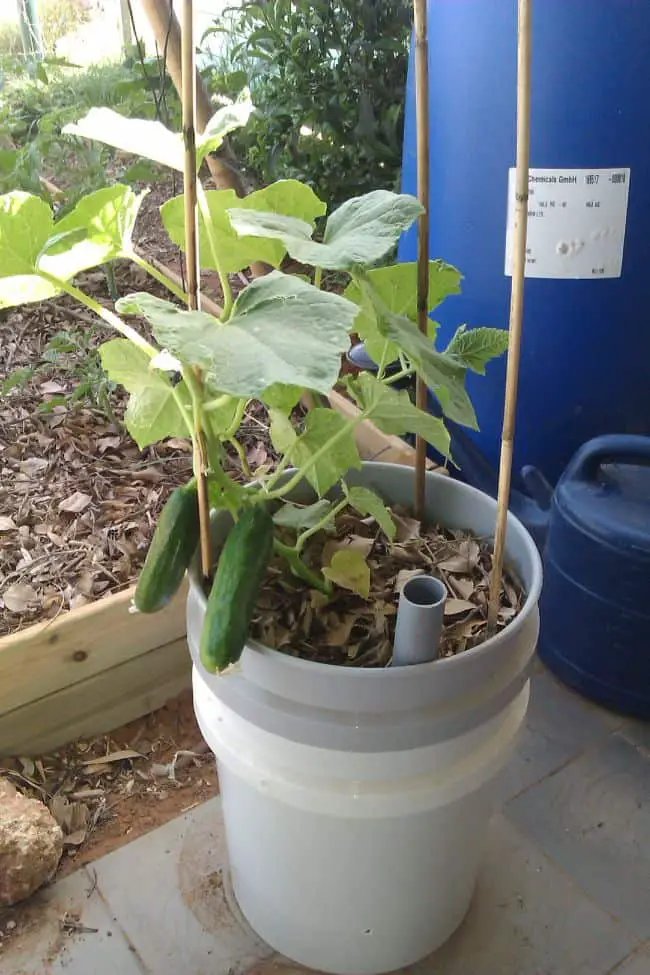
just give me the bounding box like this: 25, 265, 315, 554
0, 259, 276, 638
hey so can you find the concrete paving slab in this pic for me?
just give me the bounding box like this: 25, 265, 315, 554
409, 814, 637, 975
507, 733, 650, 939
501, 668, 621, 801
90, 796, 274, 975
1, 868, 144, 975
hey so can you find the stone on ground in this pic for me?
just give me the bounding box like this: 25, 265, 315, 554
0, 777, 63, 907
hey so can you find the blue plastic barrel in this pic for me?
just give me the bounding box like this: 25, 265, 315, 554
400, 1, 650, 488
538, 436, 650, 718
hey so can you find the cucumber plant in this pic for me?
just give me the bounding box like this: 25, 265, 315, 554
0, 99, 509, 672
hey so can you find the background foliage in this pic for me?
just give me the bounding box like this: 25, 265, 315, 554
202, 0, 413, 205
0, 57, 178, 211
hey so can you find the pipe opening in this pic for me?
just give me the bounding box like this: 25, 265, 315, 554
402, 575, 446, 608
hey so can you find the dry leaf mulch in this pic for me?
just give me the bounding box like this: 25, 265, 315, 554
252, 506, 525, 666
0, 261, 276, 638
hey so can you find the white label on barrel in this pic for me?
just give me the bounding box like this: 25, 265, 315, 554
505, 167, 631, 279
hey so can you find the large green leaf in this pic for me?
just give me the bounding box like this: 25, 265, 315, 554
117, 272, 357, 398
227, 190, 423, 270
261, 382, 303, 414
344, 261, 462, 363
361, 281, 477, 429
161, 179, 325, 274
64, 101, 252, 172
0, 192, 59, 308
64, 109, 185, 171
291, 408, 362, 496
444, 325, 509, 374
269, 408, 297, 455
40, 185, 145, 280
99, 339, 191, 449
347, 373, 452, 459
196, 99, 254, 164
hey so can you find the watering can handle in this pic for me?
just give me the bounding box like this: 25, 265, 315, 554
562, 435, 650, 484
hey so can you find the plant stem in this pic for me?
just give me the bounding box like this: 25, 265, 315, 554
40, 272, 155, 355
382, 367, 414, 386
262, 452, 291, 493
376, 338, 391, 379
228, 436, 252, 478
295, 495, 348, 554
223, 397, 248, 439
196, 180, 233, 319
204, 393, 234, 413
131, 252, 189, 303
314, 267, 323, 290
273, 538, 330, 594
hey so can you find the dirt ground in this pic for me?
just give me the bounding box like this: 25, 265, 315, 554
1, 688, 215, 877
0, 687, 219, 951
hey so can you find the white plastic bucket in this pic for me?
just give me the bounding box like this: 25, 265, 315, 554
187, 464, 542, 974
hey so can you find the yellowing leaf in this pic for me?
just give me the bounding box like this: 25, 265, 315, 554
347, 486, 396, 540
323, 549, 370, 599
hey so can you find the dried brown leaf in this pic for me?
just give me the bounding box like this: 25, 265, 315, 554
452, 576, 476, 601
0, 516, 17, 531
59, 491, 92, 514
393, 514, 421, 542
438, 539, 480, 574
81, 749, 144, 767
19, 457, 48, 476
324, 614, 357, 646
96, 436, 122, 454
444, 598, 476, 617
2, 582, 39, 612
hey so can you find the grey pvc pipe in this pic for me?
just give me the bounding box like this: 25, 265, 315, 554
392, 575, 447, 667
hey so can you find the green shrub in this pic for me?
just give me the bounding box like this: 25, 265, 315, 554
202, 0, 413, 205
0, 58, 179, 209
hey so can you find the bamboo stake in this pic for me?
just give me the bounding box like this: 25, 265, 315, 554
140, 0, 246, 194
140, 0, 268, 278
487, 0, 533, 632
181, 0, 212, 581
413, 0, 430, 522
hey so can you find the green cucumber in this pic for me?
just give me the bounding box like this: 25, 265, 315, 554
200, 505, 274, 673
134, 481, 199, 613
